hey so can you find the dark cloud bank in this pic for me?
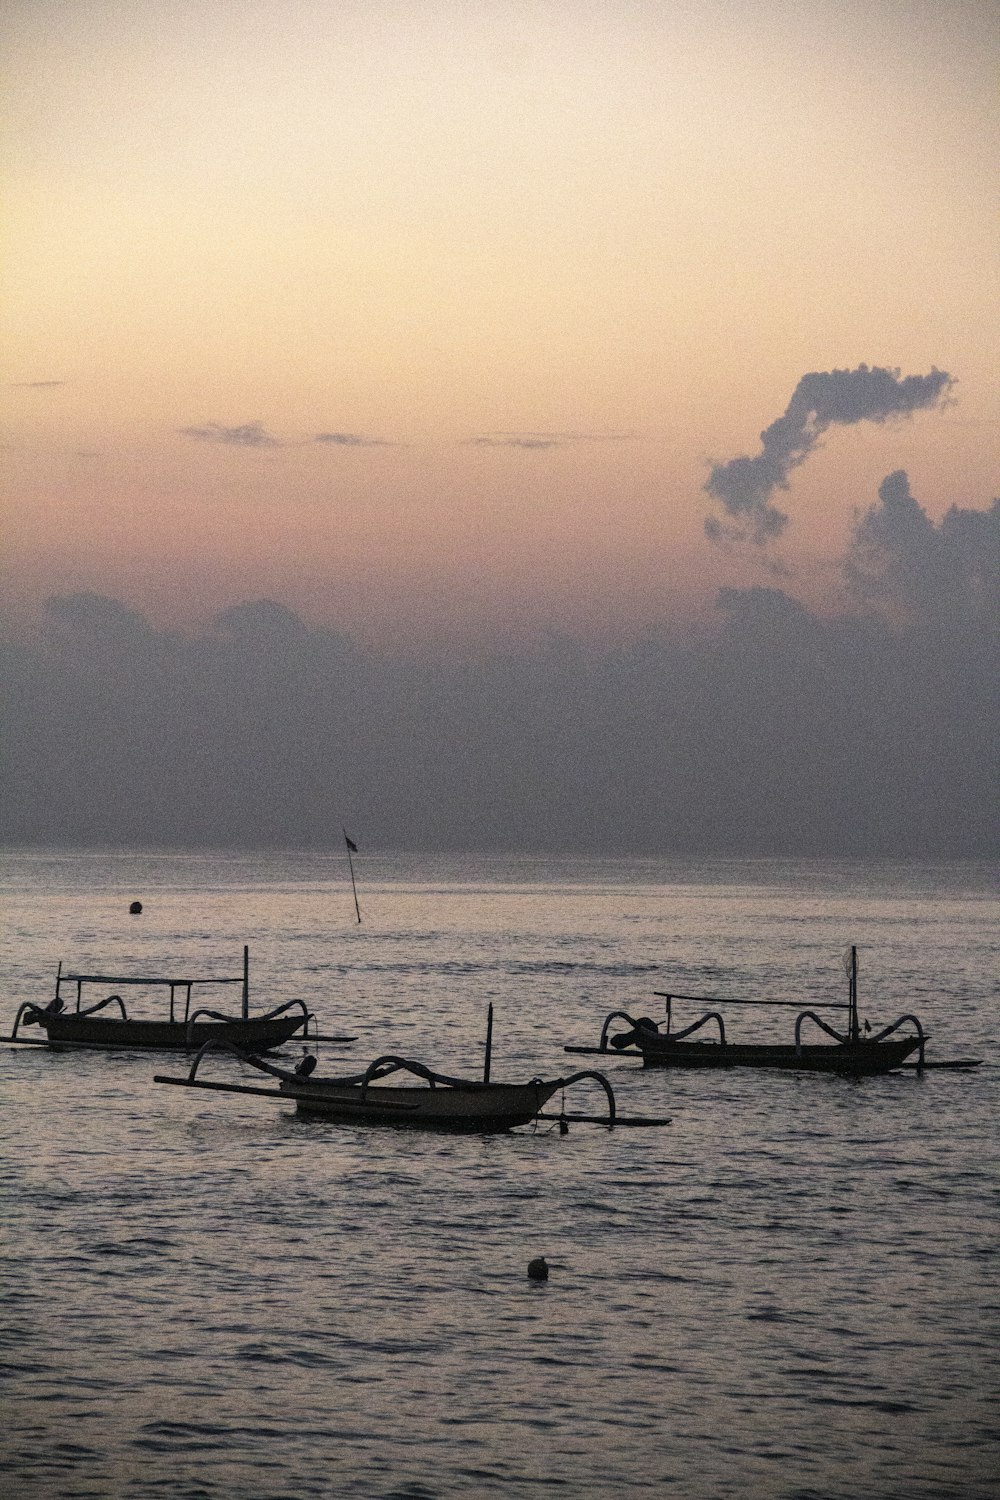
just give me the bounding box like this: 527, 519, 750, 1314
2, 472, 996, 856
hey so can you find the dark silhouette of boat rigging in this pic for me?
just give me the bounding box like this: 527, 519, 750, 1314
155, 1005, 672, 1132
565, 947, 982, 1076
8, 946, 353, 1053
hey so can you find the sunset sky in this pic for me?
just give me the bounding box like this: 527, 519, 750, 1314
2, 0, 997, 649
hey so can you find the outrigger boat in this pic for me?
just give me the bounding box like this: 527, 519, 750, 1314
566, 948, 945, 1077
155, 1005, 672, 1133
9, 946, 329, 1053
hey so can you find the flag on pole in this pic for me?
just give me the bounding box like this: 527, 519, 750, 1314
343, 830, 361, 922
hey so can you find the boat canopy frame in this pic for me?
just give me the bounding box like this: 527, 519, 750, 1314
53, 946, 251, 1024
9, 945, 316, 1045
568, 947, 932, 1071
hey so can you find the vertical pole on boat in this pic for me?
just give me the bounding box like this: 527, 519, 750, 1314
849, 945, 859, 1042
484, 1003, 494, 1083
55, 961, 62, 1003
344, 831, 362, 924
242, 944, 250, 1020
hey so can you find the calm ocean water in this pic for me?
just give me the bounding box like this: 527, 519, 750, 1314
1, 849, 997, 1500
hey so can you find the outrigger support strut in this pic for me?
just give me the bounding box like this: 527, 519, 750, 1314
597, 1011, 640, 1051
869, 1014, 926, 1070
554, 1068, 616, 1125
184, 997, 312, 1047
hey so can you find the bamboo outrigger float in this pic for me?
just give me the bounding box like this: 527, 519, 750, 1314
8, 946, 347, 1053
155, 1005, 672, 1132
563, 948, 977, 1077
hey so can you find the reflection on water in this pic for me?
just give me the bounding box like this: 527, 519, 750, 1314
1, 851, 997, 1499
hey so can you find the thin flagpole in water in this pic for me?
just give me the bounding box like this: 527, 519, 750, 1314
344, 830, 362, 923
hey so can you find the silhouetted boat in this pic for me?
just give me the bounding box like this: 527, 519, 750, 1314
601, 1022, 921, 1075
10, 946, 318, 1053
565, 947, 933, 1077
155, 1005, 672, 1132
156, 1048, 621, 1131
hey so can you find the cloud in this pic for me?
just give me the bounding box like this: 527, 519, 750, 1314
705, 364, 955, 544
313, 432, 389, 447
179, 421, 281, 447
5, 570, 996, 856
45, 591, 153, 639
715, 584, 813, 632
213, 599, 310, 639
467, 431, 636, 450
9, 380, 67, 388
470, 433, 563, 449
844, 469, 1000, 629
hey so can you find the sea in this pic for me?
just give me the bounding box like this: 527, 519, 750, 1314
1, 849, 997, 1500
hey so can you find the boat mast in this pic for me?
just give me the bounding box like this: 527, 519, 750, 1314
242, 945, 249, 1020
484, 1003, 494, 1082
848, 945, 859, 1042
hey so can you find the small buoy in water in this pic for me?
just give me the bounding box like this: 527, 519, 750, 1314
527, 1256, 549, 1282
129, 901, 143, 915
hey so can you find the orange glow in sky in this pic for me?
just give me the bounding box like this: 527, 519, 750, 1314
2, 1, 996, 646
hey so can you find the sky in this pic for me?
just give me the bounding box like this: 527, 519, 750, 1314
2, 0, 997, 650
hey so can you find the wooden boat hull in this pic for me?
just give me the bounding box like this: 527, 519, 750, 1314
35, 1012, 306, 1052
280, 1076, 563, 1131
632, 1035, 921, 1076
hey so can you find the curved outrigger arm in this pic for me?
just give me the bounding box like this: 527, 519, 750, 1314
794, 1010, 850, 1051
179, 1038, 340, 1084
553, 1068, 616, 1125
668, 1012, 727, 1043
11, 997, 62, 1038
653, 990, 726, 1041
870, 1013, 927, 1069
11, 991, 127, 1037
599, 1008, 727, 1050
184, 996, 312, 1045
177, 1041, 535, 1095
598, 1010, 643, 1051
794, 1008, 926, 1069
67, 992, 129, 1020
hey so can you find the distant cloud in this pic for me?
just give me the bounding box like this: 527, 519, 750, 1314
179, 421, 281, 447
705, 364, 955, 545
844, 469, 1000, 629
313, 431, 389, 447
213, 599, 309, 639
715, 584, 813, 633
468, 431, 636, 450
10, 379, 67, 388
471, 434, 563, 450
9, 558, 996, 855
45, 591, 153, 639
